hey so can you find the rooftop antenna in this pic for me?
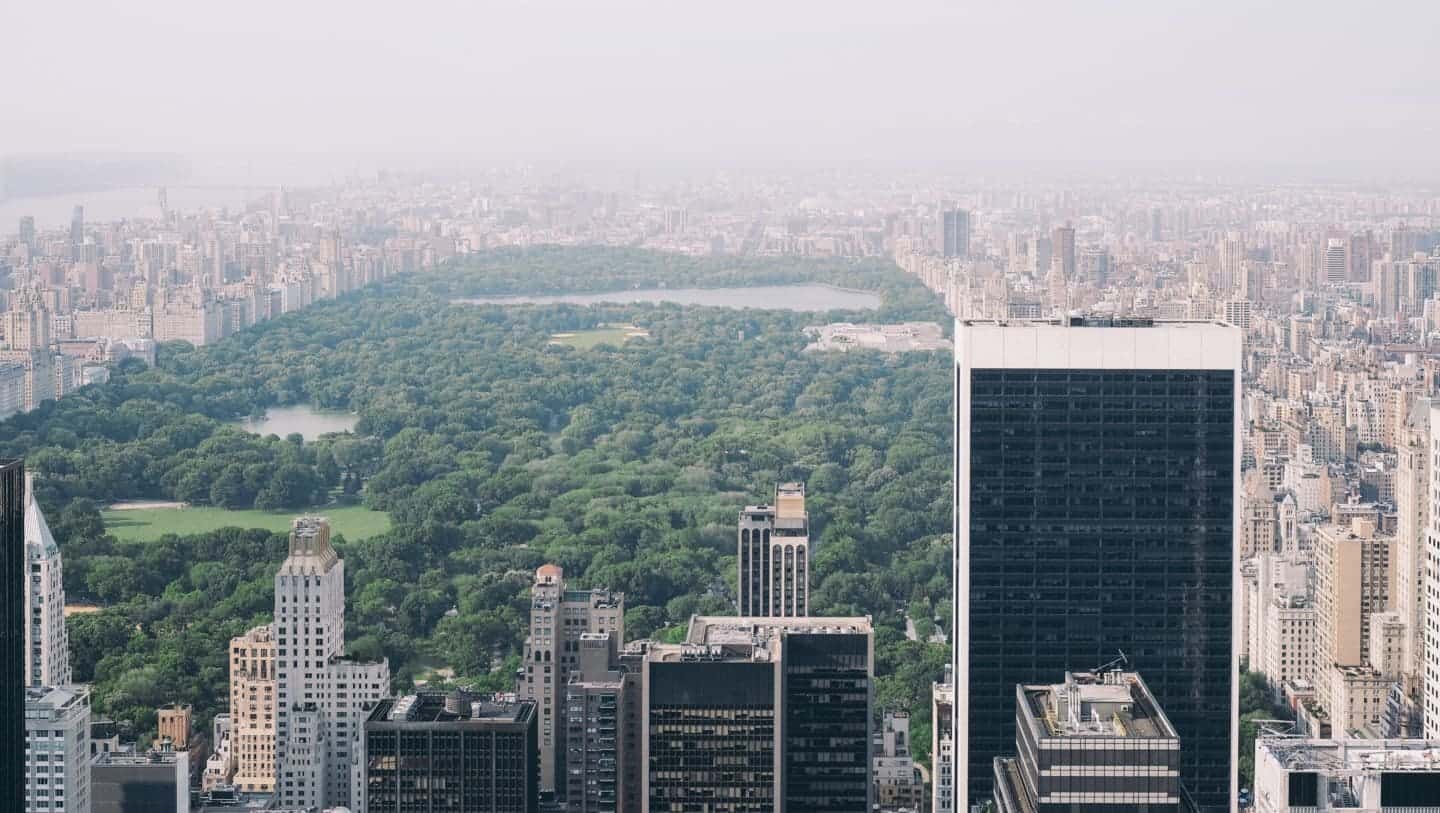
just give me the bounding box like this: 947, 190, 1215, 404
1093, 650, 1128, 675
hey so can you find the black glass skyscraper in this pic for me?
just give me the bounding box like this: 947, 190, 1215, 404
1, 459, 25, 813
954, 320, 1238, 813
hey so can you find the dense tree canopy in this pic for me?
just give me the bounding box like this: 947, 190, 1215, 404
10, 247, 955, 756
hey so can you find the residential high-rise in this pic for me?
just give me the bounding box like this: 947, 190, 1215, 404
737, 482, 809, 617
517, 564, 624, 797
992, 671, 1182, 813
1314, 517, 1391, 723
642, 615, 873, 813
229, 624, 276, 792
954, 318, 1239, 812
565, 632, 641, 813
1, 458, 25, 813
24, 474, 70, 687
273, 517, 389, 811
1395, 399, 1430, 720
361, 692, 539, 813
18, 216, 35, 250
1423, 400, 1440, 738
938, 208, 971, 258
24, 684, 91, 813
932, 668, 954, 813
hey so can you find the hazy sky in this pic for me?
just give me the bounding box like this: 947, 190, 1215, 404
6, 0, 1438, 165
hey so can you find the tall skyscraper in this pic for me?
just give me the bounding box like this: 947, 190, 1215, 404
1314, 517, 1391, 719
229, 624, 276, 792
518, 564, 624, 797
1, 458, 25, 813
938, 208, 971, 259
954, 318, 1239, 812
737, 482, 809, 617
25, 475, 70, 687
273, 517, 389, 811
642, 615, 873, 813
18, 216, 35, 251
361, 692, 539, 813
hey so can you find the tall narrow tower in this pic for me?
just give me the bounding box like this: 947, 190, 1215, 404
737, 482, 809, 617
273, 517, 388, 811
24, 474, 69, 687
954, 318, 1239, 812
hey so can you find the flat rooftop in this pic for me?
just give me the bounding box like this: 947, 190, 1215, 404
686, 615, 872, 646
1023, 671, 1176, 740
368, 693, 534, 726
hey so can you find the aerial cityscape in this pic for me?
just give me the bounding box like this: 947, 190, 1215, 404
5, 3, 1440, 813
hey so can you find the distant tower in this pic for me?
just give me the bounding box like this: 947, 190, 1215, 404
1052, 223, 1076, 282
157, 186, 169, 218
273, 517, 389, 811
1324, 238, 1348, 284
69, 205, 84, 260
737, 482, 809, 617
18, 217, 35, 251
938, 208, 971, 258
23, 475, 69, 687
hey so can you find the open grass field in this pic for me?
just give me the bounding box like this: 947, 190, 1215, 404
549, 325, 649, 349
102, 503, 391, 542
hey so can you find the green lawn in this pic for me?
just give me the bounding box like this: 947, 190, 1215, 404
102, 504, 391, 542
549, 326, 648, 349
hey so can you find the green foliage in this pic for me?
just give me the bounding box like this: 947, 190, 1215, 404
25, 247, 955, 734
1238, 670, 1293, 790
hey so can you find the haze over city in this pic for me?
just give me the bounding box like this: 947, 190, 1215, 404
5, 0, 1440, 166
7, 4, 1440, 813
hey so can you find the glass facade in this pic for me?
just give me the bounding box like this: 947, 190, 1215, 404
963, 368, 1234, 812
647, 661, 776, 812
364, 713, 538, 813
783, 633, 871, 812
1, 459, 24, 813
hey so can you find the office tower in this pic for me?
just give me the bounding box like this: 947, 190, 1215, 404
25, 475, 70, 687
92, 743, 189, 813
993, 671, 1182, 813
954, 318, 1239, 812
932, 669, 954, 813
1324, 239, 1347, 284
24, 685, 92, 813
565, 632, 641, 813
1052, 223, 1075, 282
1349, 231, 1373, 283
273, 517, 389, 811
938, 208, 971, 258
1253, 738, 1440, 813
518, 564, 624, 797
361, 693, 539, 813
1079, 247, 1110, 289
1221, 299, 1253, 331
2, 458, 24, 813
157, 703, 191, 749
229, 624, 276, 792
737, 482, 809, 617
19, 216, 35, 250
643, 615, 873, 813
1150, 208, 1163, 242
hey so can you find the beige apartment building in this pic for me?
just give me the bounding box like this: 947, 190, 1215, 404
229, 624, 276, 792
